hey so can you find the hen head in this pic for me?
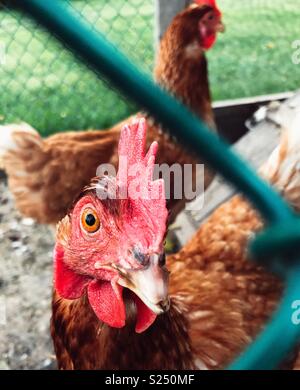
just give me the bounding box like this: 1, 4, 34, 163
54, 118, 169, 333
172, 0, 224, 51
196, 0, 224, 49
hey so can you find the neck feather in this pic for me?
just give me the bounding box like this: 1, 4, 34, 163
154, 38, 215, 129
52, 292, 195, 369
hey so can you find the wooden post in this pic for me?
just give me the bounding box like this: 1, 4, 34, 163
154, 0, 193, 46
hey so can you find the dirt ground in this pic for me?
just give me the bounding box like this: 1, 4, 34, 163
0, 178, 56, 370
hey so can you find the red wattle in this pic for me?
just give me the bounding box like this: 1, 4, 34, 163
54, 246, 156, 332
203, 34, 216, 50
87, 280, 126, 328
199, 22, 217, 50
54, 245, 90, 299
132, 294, 157, 333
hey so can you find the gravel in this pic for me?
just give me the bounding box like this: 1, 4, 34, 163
0, 179, 56, 370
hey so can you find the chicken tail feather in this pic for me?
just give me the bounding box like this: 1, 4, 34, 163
0, 123, 41, 170
260, 113, 300, 211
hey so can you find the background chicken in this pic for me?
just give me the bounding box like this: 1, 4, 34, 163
52, 114, 300, 370
0, 0, 224, 224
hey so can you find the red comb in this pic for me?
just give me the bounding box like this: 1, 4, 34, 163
117, 118, 168, 251
194, 0, 222, 15
194, 0, 216, 7
117, 118, 162, 200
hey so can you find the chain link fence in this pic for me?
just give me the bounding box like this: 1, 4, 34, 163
0, 0, 299, 136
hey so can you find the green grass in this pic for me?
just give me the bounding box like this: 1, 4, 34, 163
208, 0, 300, 100
0, 0, 299, 136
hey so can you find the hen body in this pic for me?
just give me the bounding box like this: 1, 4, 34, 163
0, 4, 217, 224
52, 115, 300, 370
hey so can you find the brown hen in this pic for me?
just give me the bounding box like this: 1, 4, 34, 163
52, 114, 300, 370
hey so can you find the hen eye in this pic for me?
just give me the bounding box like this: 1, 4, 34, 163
81, 208, 100, 233
159, 253, 166, 267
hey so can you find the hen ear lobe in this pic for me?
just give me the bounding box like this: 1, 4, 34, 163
56, 215, 71, 245
199, 22, 217, 50
54, 244, 90, 299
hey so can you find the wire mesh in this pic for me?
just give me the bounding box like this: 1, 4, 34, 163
0, 0, 300, 136
0, 0, 154, 135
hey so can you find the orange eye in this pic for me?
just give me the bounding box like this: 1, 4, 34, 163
81, 208, 100, 233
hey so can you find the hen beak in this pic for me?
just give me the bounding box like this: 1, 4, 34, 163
216, 20, 225, 33
116, 253, 170, 315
